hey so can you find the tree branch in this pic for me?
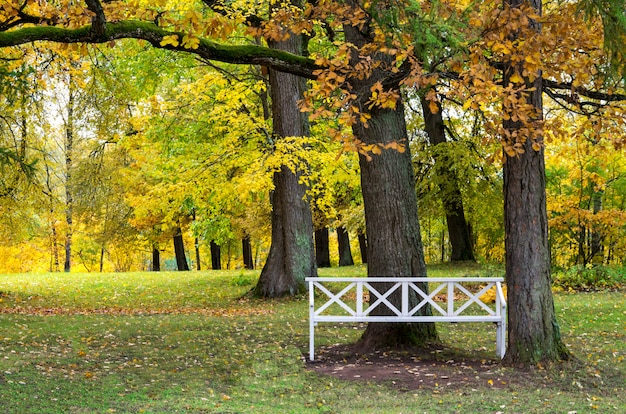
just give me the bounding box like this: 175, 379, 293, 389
0, 21, 319, 78
543, 79, 626, 102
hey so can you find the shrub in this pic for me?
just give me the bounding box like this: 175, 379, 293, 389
552, 265, 626, 292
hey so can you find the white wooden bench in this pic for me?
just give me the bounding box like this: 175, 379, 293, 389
306, 277, 507, 360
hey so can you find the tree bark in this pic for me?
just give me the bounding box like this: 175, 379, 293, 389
242, 235, 254, 270
63, 80, 74, 273
344, 13, 437, 348
502, 0, 568, 364
315, 227, 331, 268
421, 94, 475, 262
173, 227, 189, 271
152, 245, 160, 271
357, 232, 367, 264
253, 23, 317, 297
194, 237, 201, 270
210, 240, 221, 270
337, 226, 354, 266
590, 189, 604, 264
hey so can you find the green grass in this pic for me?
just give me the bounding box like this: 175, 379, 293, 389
0, 266, 624, 413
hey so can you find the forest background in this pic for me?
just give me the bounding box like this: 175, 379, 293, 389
0, 0, 625, 279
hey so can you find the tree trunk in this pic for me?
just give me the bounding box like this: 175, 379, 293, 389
357, 232, 367, 264
501, 0, 568, 364
45, 163, 60, 272
210, 240, 221, 270
99, 245, 105, 272
173, 227, 189, 271
337, 226, 354, 266
590, 189, 604, 264
315, 227, 331, 268
63, 80, 74, 273
253, 24, 316, 297
194, 237, 201, 270
152, 245, 160, 271
344, 15, 436, 348
242, 235, 254, 270
421, 95, 475, 262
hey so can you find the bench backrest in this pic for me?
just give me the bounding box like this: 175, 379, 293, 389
306, 277, 506, 322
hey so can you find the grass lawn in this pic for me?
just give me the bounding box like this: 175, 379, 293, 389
0, 265, 624, 413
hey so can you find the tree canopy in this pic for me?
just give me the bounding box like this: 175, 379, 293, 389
1, 0, 626, 365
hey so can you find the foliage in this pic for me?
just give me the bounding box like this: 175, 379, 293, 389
553, 265, 626, 292
546, 114, 626, 267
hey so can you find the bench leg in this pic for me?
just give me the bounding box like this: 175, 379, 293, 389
496, 320, 506, 359
309, 320, 315, 361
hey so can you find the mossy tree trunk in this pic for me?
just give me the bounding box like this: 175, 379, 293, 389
502, 0, 569, 364
253, 24, 316, 297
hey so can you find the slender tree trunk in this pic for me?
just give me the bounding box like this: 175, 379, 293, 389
210, 240, 221, 270
242, 235, 254, 269
63, 82, 74, 273
315, 227, 331, 268
173, 227, 189, 271
337, 226, 354, 266
99, 245, 105, 272
502, 0, 568, 364
590, 190, 604, 264
357, 232, 367, 264
45, 163, 60, 272
344, 11, 437, 348
421, 95, 475, 261
195, 237, 201, 270
253, 21, 316, 297
191, 210, 201, 270
152, 245, 160, 271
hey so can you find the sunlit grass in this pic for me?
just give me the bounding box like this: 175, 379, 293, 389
0, 270, 258, 312
0, 266, 624, 413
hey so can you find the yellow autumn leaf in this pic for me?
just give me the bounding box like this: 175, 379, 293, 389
160, 35, 179, 47
509, 72, 524, 84
182, 34, 200, 50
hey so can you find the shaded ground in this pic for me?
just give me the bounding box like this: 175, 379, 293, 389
306, 343, 566, 393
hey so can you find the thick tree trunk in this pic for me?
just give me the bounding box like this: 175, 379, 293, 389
242, 235, 254, 270
152, 245, 160, 271
503, 139, 569, 364
253, 29, 316, 297
337, 226, 354, 266
354, 102, 437, 348
173, 227, 189, 271
315, 227, 331, 268
421, 95, 475, 262
502, 0, 568, 364
210, 240, 221, 270
344, 18, 436, 347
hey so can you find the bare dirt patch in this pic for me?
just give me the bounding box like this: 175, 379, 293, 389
306, 343, 537, 392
